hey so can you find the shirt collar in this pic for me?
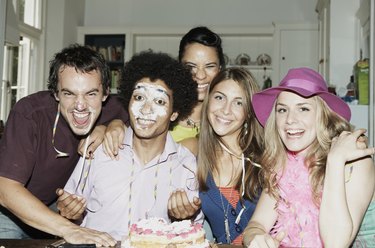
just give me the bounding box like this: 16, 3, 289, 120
123, 126, 178, 165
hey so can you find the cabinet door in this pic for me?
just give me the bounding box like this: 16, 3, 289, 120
279, 29, 319, 79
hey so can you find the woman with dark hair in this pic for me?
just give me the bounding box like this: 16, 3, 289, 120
168, 27, 225, 242
171, 26, 225, 143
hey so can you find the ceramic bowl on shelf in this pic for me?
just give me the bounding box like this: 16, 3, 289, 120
235, 53, 251, 65
256, 53, 272, 66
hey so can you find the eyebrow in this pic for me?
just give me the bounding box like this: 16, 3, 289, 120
60, 88, 100, 94
134, 85, 171, 99
276, 102, 312, 107
214, 90, 243, 100
184, 61, 219, 66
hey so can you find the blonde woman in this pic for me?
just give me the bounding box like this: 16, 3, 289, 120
243, 67, 375, 247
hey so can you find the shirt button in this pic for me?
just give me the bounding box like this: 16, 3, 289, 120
235, 225, 242, 233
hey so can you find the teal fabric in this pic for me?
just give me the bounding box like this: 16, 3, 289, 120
352, 200, 375, 247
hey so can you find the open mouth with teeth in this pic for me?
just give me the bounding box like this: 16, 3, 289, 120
136, 118, 156, 128
216, 116, 231, 125
197, 83, 209, 91
286, 129, 304, 137
72, 111, 91, 128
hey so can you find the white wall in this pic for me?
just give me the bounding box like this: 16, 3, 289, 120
64, 0, 85, 45
83, 0, 319, 27
43, 0, 85, 90
44, 0, 319, 90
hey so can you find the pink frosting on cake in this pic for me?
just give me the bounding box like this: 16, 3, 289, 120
130, 218, 202, 239
124, 218, 209, 248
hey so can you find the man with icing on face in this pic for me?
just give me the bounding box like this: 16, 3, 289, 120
0, 44, 128, 246
60, 51, 201, 240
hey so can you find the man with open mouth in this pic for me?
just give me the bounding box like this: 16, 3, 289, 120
59, 50, 201, 241
0, 44, 128, 246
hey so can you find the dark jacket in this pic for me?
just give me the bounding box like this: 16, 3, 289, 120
199, 173, 258, 244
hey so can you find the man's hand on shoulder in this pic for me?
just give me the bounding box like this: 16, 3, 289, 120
102, 119, 126, 160
78, 125, 107, 159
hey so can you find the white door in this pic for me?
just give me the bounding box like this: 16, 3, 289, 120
279, 29, 319, 79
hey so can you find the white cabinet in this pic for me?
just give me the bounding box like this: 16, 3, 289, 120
316, 0, 374, 146
357, 0, 375, 147
77, 25, 320, 93
219, 27, 274, 87
77, 26, 276, 89
353, 0, 374, 147
132, 27, 275, 88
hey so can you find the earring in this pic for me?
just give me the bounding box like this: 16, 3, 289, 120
243, 122, 248, 135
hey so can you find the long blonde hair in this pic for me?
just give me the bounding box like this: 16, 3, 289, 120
197, 67, 264, 201
261, 96, 352, 204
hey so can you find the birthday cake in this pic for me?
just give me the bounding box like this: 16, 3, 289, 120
122, 218, 210, 248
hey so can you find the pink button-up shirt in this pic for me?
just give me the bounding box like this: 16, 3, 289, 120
64, 127, 202, 240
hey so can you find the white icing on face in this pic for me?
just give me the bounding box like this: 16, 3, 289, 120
130, 82, 170, 129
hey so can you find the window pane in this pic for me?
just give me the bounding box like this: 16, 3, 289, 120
17, 0, 25, 23
1, 45, 18, 121
17, 36, 31, 99
10, 47, 19, 87
18, 0, 41, 29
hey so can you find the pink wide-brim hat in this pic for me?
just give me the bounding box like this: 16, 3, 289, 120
253, 67, 351, 127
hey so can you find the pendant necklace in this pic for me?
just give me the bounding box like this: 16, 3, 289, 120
186, 118, 200, 132
217, 140, 250, 239
219, 185, 233, 244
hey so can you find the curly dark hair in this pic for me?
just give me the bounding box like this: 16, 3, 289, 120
47, 43, 110, 94
118, 50, 198, 128
178, 26, 225, 69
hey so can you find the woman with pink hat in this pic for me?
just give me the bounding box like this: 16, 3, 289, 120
243, 67, 375, 247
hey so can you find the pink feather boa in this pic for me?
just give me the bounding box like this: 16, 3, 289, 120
271, 152, 323, 247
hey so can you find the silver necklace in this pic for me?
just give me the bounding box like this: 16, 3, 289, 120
219, 186, 233, 244
217, 141, 249, 232
186, 117, 200, 131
